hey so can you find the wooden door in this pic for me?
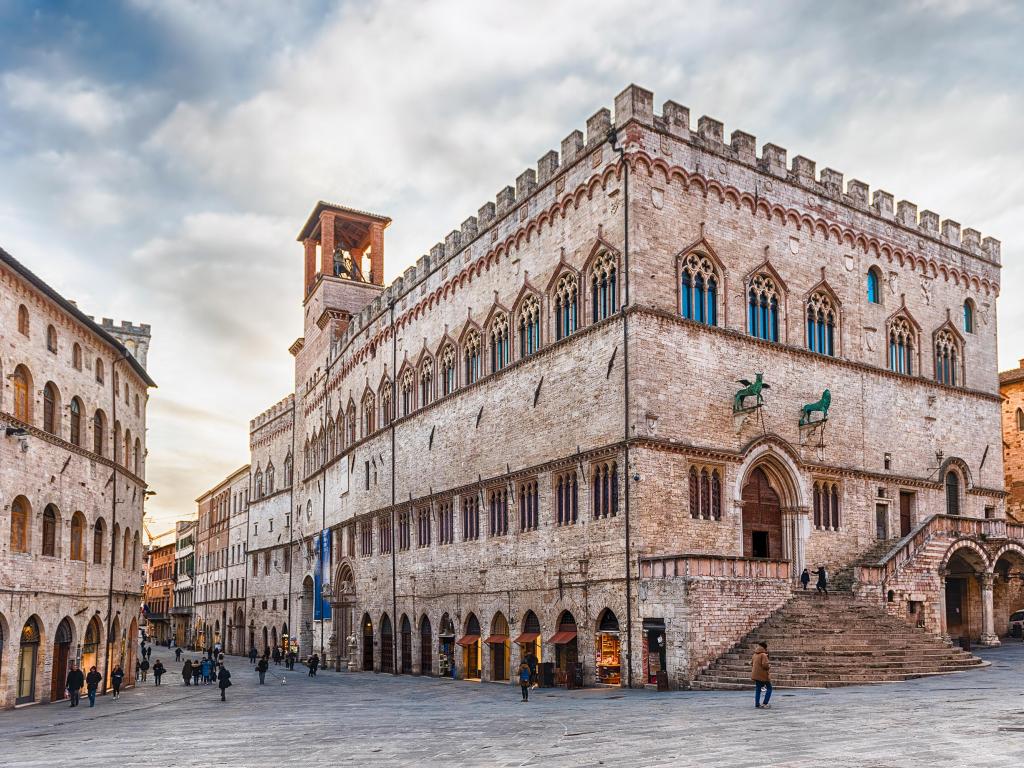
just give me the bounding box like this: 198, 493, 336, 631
899, 492, 912, 537
742, 468, 782, 558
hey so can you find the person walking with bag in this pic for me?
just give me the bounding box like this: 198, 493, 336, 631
65, 663, 84, 707
218, 664, 232, 702
751, 642, 772, 709
85, 666, 102, 707
518, 661, 531, 702
257, 656, 268, 685
140, 657, 150, 682
111, 665, 125, 700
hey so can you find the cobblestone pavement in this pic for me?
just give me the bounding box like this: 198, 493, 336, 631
3, 644, 1024, 767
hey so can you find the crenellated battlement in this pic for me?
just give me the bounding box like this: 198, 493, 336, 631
88, 316, 152, 368
328, 83, 1001, 363
250, 393, 295, 431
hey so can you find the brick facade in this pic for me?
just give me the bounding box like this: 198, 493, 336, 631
0, 247, 154, 708
239, 84, 1012, 688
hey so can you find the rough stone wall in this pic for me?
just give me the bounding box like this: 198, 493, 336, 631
1000, 365, 1024, 520
0, 258, 150, 708
640, 573, 792, 685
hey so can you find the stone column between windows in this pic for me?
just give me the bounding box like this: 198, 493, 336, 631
368, 223, 384, 286
979, 572, 1000, 646
320, 212, 336, 279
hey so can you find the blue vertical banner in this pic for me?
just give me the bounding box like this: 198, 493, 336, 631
314, 529, 332, 621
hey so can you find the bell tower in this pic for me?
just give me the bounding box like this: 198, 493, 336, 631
294, 201, 389, 356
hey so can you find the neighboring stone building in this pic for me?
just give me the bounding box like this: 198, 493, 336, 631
245, 395, 295, 654
240, 84, 1018, 688
0, 247, 155, 708
143, 540, 175, 644
194, 466, 249, 653
171, 519, 197, 648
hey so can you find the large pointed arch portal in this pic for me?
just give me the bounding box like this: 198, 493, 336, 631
736, 445, 807, 574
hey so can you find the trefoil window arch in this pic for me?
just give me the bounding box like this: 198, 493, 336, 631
806, 290, 837, 357
464, 330, 482, 385
554, 273, 578, 340
419, 358, 434, 406
440, 344, 457, 396
934, 329, 960, 386
688, 465, 722, 520
679, 252, 719, 326
518, 295, 541, 358
489, 314, 509, 374
590, 251, 618, 323
747, 273, 780, 342
400, 368, 414, 416
888, 316, 915, 375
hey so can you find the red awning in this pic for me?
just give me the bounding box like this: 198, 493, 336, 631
455, 634, 480, 647
484, 634, 509, 645
549, 629, 578, 645
513, 632, 540, 644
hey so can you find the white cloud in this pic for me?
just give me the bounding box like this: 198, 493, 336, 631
3, 73, 126, 134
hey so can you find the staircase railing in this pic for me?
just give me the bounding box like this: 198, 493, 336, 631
640, 553, 791, 581
854, 513, 1021, 590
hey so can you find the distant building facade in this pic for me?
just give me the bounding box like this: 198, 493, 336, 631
172, 520, 197, 648
194, 466, 249, 653
0, 247, 155, 708
143, 542, 175, 644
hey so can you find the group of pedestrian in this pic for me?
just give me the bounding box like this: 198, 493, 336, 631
800, 565, 830, 597
307, 653, 320, 676
180, 648, 232, 701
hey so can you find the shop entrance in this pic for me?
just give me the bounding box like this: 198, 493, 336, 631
487, 613, 510, 681
361, 614, 374, 671
81, 617, 101, 677
550, 610, 579, 687
438, 613, 456, 679
50, 618, 73, 702
514, 611, 542, 685
742, 468, 782, 559
380, 614, 394, 674
458, 613, 481, 680
643, 618, 666, 685
17, 617, 41, 705
399, 615, 412, 674
419, 615, 432, 675
595, 609, 621, 685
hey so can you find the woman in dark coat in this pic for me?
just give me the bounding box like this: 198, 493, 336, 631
218, 665, 232, 702
111, 665, 125, 699
182, 659, 193, 686
256, 656, 269, 685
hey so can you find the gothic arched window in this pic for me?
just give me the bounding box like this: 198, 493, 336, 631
747, 273, 780, 342
806, 291, 837, 357
13, 364, 32, 423
590, 251, 618, 323
934, 329, 961, 386
518, 295, 541, 359
490, 314, 509, 373
688, 465, 722, 520
679, 252, 719, 326
440, 344, 457, 396
554, 273, 578, 341
888, 316, 916, 375
463, 330, 482, 385
419, 358, 434, 406
380, 381, 393, 427
963, 299, 975, 334
43, 381, 59, 434
400, 368, 414, 416
362, 392, 376, 437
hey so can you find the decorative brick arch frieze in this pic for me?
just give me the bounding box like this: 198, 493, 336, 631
939, 538, 991, 573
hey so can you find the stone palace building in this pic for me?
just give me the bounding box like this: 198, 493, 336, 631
0, 247, 154, 708
237, 84, 1020, 688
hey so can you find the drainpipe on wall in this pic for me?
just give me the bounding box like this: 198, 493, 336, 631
608, 127, 634, 688
389, 299, 398, 675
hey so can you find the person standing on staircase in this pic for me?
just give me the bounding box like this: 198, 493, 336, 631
815, 566, 829, 598
800, 568, 810, 590
751, 642, 772, 709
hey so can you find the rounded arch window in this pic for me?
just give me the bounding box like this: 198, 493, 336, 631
945, 470, 961, 516
867, 267, 882, 304
963, 299, 975, 334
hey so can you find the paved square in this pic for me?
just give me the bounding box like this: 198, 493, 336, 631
2, 645, 1023, 767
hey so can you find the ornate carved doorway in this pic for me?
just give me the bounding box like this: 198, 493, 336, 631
742, 467, 783, 559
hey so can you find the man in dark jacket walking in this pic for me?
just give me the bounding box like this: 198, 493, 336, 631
175, 647, 182, 662
308, 653, 320, 677
815, 566, 829, 598
249, 646, 258, 664
152, 659, 165, 685
66, 663, 84, 707
218, 665, 232, 702
257, 656, 268, 685
140, 657, 150, 681
191, 660, 202, 686
272, 647, 281, 666
111, 665, 125, 700
86, 666, 102, 707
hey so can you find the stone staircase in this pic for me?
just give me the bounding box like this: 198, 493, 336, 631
831, 538, 901, 591
691, 590, 984, 689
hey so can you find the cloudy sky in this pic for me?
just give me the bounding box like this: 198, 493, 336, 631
1, 0, 1021, 535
